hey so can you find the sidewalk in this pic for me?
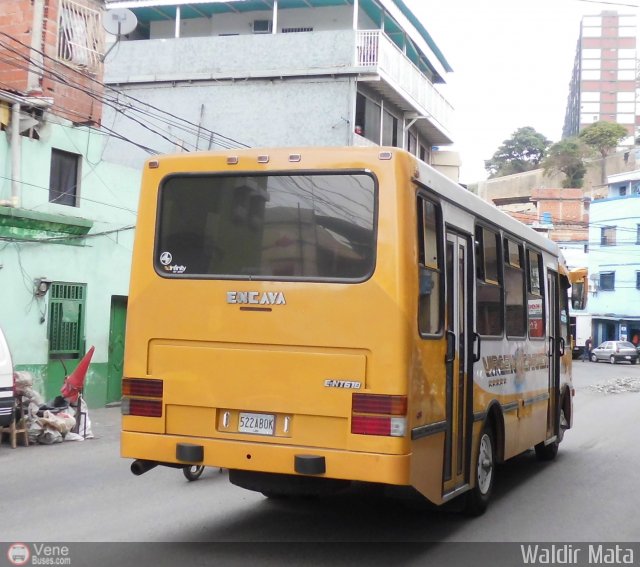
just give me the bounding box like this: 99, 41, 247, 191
0, 405, 122, 456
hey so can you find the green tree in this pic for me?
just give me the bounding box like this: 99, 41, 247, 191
541, 138, 591, 188
484, 126, 551, 178
578, 121, 629, 183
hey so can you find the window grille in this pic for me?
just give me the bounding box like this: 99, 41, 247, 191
48, 283, 87, 358
57, 0, 103, 72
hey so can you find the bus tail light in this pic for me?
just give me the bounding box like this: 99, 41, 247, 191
122, 378, 163, 417
351, 416, 406, 437
352, 394, 407, 415
122, 378, 163, 398
351, 394, 407, 437
122, 398, 163, 418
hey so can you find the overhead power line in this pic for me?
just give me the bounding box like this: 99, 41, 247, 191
0, 32, 249, 152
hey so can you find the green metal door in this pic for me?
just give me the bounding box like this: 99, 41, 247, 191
106, 296, 127, 404
46, 282, 87, 401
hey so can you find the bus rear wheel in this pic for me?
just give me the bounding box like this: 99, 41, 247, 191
183, 465, 205, 481
464, 423, 495, 516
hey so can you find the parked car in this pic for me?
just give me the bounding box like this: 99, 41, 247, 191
590, 340, 639, 364
0, 327, 15, 426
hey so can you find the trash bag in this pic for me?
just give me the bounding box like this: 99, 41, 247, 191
38, 428, 63, 445
39, 410, 75, 435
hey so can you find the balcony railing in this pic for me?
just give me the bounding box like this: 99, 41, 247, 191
356, 30, 453, 136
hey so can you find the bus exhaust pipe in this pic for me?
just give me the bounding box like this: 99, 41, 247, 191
131, 459, 158, 476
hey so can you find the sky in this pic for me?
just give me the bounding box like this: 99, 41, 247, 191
404, 0, 640, 184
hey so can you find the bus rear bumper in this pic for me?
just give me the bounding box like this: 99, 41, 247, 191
121, 431, 411, 486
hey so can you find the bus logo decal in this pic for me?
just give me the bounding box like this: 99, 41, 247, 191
324, 380, 361, 389
227, 291, 286, 305
159, 251, 173, 265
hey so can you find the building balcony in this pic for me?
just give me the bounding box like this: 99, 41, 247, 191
105, 29, 453, 145
355, 31, 453, 144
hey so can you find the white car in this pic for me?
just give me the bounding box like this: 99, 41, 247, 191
0, 327, 15, 426
590, 340, 639, 364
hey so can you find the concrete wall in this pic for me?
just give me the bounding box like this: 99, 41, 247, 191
106, 30, 357, 83
102, 77, 355, 169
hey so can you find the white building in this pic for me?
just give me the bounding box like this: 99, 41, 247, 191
587, 169, 640, 345
103, 0, 459, 178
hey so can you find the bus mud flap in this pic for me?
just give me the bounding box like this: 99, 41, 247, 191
294, 455, 326, 475
176, 443, 204, 463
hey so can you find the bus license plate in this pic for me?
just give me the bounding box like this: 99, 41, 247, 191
238, 412, 275, 436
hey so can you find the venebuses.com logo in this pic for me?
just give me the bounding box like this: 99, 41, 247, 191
7, 543, 71, 565
7, 544, 30, 566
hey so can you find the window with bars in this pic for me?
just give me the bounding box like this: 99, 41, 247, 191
48, 282, 87, 359
57, 0, 103, 71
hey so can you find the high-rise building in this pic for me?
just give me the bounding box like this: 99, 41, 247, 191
563, 11, 637, 140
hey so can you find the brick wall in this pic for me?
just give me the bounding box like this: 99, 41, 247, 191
530, 188, 589, 243
0, 0, 103, 125
0, 0, 34, 92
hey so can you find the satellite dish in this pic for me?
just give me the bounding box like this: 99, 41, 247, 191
103, 9, 138, 36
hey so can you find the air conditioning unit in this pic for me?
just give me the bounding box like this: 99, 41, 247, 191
253, 20, 272, 34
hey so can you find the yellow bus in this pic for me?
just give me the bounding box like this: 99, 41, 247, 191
568, 267, 591, 359
122, 147, 573, 515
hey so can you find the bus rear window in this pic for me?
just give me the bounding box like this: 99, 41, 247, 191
155, 173, 376, 281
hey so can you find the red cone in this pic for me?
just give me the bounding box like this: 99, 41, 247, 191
60, 346, 95, 403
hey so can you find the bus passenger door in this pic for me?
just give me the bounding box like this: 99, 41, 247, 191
546, 270, 560, 439
443, 231, 473, 495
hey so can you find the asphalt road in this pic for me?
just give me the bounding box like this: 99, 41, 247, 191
1, 360, 639, 565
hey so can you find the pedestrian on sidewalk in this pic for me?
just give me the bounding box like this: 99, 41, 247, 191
583, 336, 592, 361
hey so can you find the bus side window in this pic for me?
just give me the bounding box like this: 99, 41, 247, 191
504, 238, 526, 338
527, 250, 545, 339
475, 226, 503, 337
417, 197, 442, 336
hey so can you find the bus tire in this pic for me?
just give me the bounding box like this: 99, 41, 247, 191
183, 465, 205, 481
464, 422, 495, 516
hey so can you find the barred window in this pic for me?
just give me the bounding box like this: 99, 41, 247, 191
57, 0, 103, 71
